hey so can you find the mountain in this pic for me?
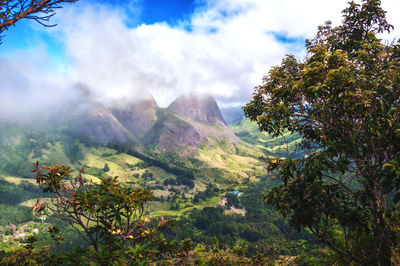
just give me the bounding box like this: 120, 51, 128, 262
111, 96, 158, 139
70, 102, 138, 146
144, 111, 207, 152
167, 95, 227, 127
142, 95, 241, 153
167, 95, 240, 141
68, 94, 240, 153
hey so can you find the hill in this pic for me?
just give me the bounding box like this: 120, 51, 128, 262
230, 115, 303, 158
0, 95, 270, 191
0, 99, 309, 263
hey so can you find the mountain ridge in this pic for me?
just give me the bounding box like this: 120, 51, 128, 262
167, 95, 227, 127
69, 94, 240, 153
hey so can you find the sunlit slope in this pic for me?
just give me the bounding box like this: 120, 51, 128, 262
196, 138, 266, 181
230, 117, 303, 158
0, 122, 266, 190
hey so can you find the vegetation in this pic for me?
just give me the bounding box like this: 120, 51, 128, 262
244, 0, 400, 264
30, 162, 175, 264
231, 117, 304, 158
0, 163, 287, 264
0, 204, 33, 227
1, 0, 399, 264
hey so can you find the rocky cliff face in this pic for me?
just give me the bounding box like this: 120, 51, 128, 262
144, 111, 207, 152
70, 94, 240, 152
111, 96, 158, 138
167, 95, 227, 127
71, 102, 136, 146
144, 95, 240, 152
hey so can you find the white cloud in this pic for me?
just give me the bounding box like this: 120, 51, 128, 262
54, 3, 286, 107
56, 0, 400, 107
2, 0, 400, 117
0, 47, 80, 124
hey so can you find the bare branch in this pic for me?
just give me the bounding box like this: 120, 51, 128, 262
0, 0, 78, 43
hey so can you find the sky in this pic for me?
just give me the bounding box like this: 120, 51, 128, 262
1, 0, 400, 121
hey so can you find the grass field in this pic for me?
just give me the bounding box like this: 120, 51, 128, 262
3, 176, 36, 185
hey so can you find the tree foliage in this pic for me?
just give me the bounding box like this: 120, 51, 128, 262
0, 0, 77, 43
31, 162, 173, 264
244, 0, 400, 264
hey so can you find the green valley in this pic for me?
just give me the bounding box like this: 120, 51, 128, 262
0, 107, 313, 264
1, 0, 399, 264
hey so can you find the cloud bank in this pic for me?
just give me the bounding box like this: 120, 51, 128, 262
1, 0, 400, 121
0, 47, 82, 124
56, 0, 400, 107
54, 0, 351, 107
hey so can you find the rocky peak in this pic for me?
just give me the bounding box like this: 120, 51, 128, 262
71, 102, 136, 145
167, 94, 227, 126
111, 95, 158, 138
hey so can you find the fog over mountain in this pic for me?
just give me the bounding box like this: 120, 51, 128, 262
167, 94, 227, 126
70, 101, 138, 146
1, 0, 399, 125
111, 96, 158, 138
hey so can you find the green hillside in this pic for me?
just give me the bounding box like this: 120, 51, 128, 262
230, 117, 304, 158
0, 120, 270, 200
0, 121, 315, 263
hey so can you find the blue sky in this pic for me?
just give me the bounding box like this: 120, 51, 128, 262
86, 0, 199, 26
137, 0, 197, 25
0, 0, 200, 59
0, 0, 197, 55
0, 0, 304, 61
1, 0, 399, 117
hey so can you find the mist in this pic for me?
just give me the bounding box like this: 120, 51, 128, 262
0, 48, 81, 125
1, 0, 400, 123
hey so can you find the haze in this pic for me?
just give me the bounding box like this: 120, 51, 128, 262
1, 0, 400, 122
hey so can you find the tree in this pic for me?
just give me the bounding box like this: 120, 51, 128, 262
31, 162, 173, 264
0, 0, 77, 43
103, 163, 110, 172
243, 0, 400, 264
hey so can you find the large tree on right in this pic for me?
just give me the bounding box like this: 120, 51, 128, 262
244, 0, 400, 264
